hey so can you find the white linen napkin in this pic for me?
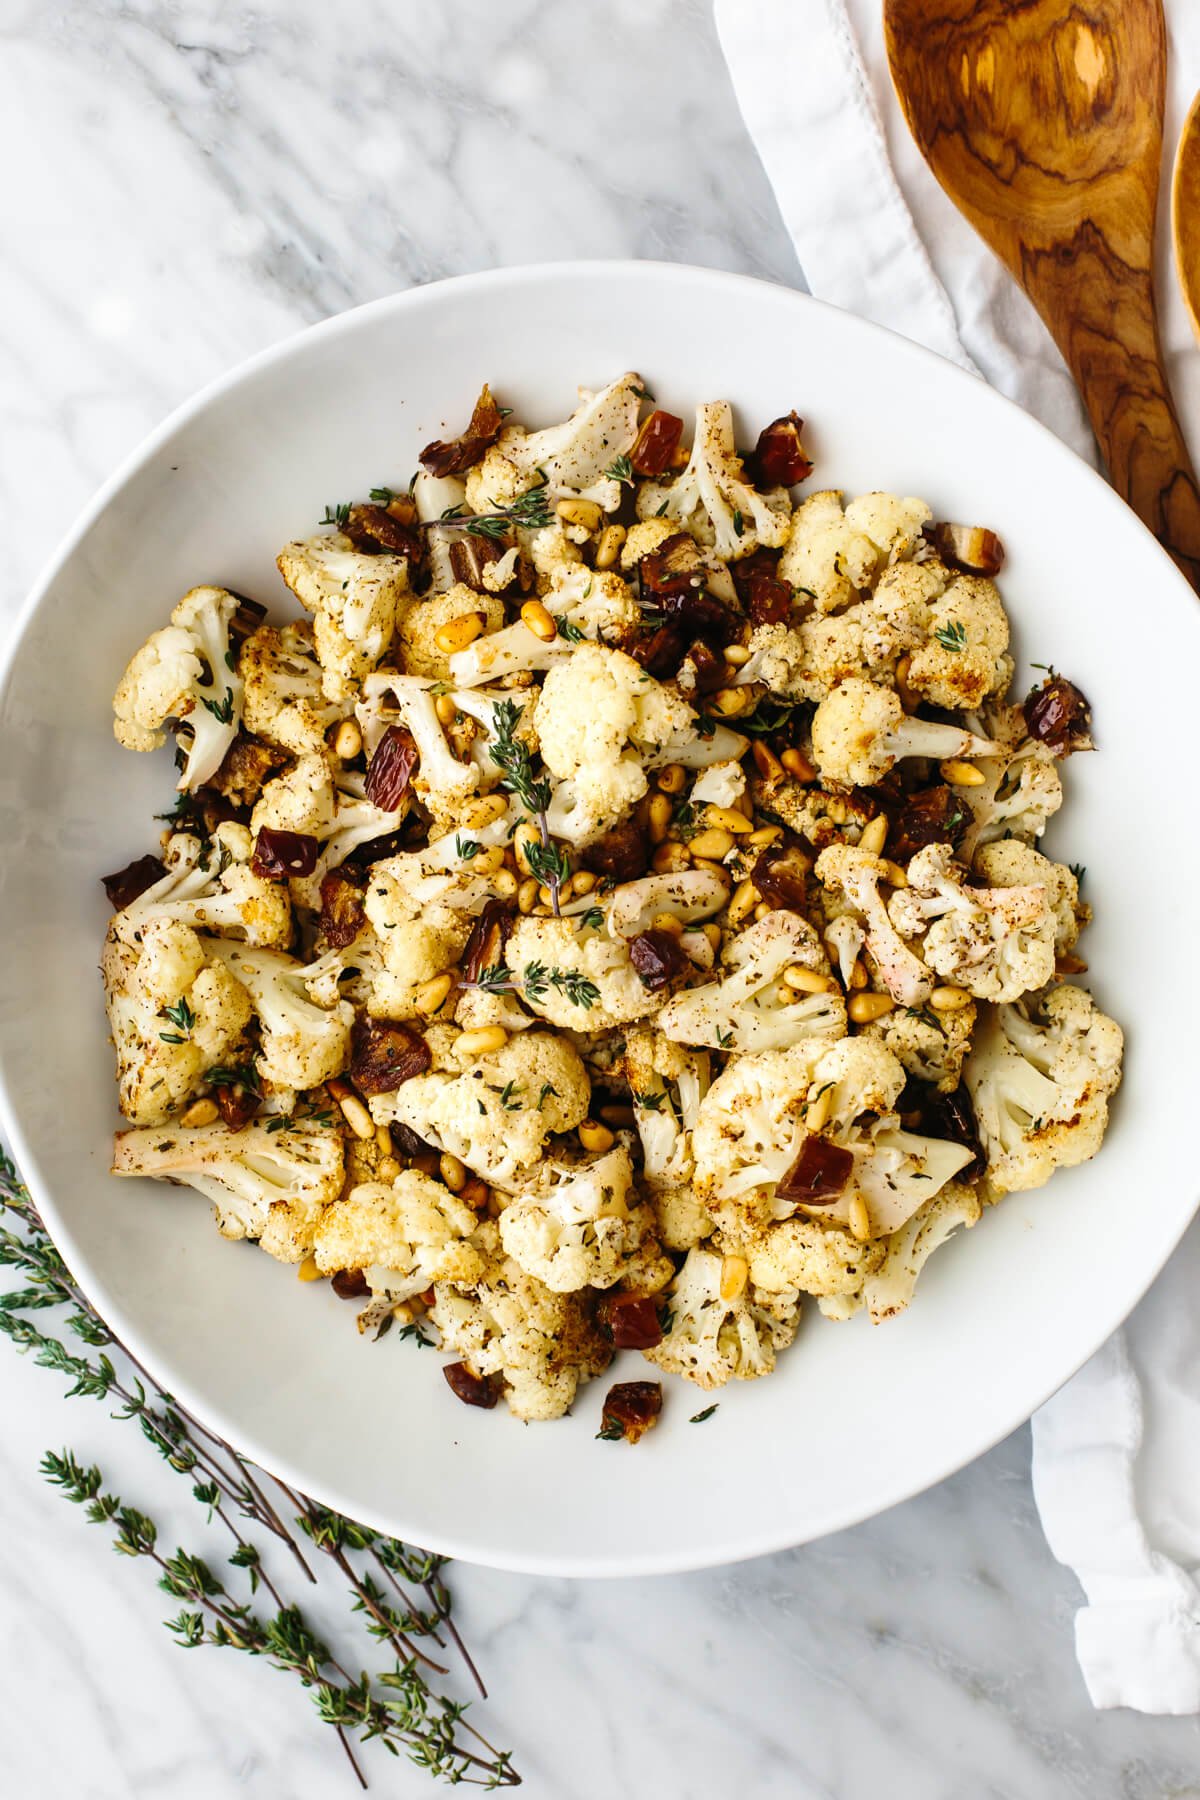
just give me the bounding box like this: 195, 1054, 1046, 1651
716, 0, 1200, 1714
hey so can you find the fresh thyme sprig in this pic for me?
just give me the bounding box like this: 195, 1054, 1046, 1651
425, 489, 554, 540
487, 700, 568, 915
0, 1151, 519, 1790
459, 962, 600, 1012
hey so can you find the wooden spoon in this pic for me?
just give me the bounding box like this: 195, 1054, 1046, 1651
1172, 87, 1200, 344
885, 0, 1200, 593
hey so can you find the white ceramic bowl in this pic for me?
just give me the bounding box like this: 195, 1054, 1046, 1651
2, 262, 1197, 1577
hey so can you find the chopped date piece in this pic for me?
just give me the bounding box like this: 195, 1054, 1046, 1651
901, 1080, 984, 1184
777, 1135, 855, 1204
599, 1380, 663, 1444
208, 733, 289, 809
630, 928, 688, 990
597, 1292, 664, 1350
628, 620, 689, 678
390, 1120, 435, 1159
730, 546, 780, 598
751, 412, 813, 488
102, 853, 166, 913
581, 820, 648, 883
660, 584, 740, 645
630, 409, 684, 476
350, 1018, 432, 1096
228, 592, 269, 643
751, 842, 810, 911
251, 828, 320, 879
346, 826, 413, 866
364, 724, 419, 811
639, 531, 707, 596
420, 383, 505, 478
1023, 675, 1093, 757
449, 533, 505, 590
331, 1268, 369, 1301
318, 865, 368, 950
887, 784, 969, 861
746, 569, 794, 625
461, 898, 511, 985
341, 501, 423, 563
684, 638, 728, 696
931, 521, 1005, 577
214, 1082, 259, 1132
443, 1361, 500, 1409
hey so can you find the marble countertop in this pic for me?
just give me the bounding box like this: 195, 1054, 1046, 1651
1, 2, 1198, 1794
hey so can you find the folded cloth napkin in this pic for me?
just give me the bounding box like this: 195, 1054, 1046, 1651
716, 0, 1200, 1714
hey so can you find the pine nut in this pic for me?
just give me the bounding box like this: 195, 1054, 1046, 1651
579, 1119, 615, 1153
752, 741, 784, 779
571, 869, 597, 895
804, 1085, 832, 1132
880, 860, 909, 888
471, 846, 505, 875
376, 1124, 393, 1155
847, 1196, 873, 1242
692, 858, 731, 882
723, 644, 752, 666
180, 1097, 219, 1128
712, 686, 752, 717
648, 793, 674, 844
461, 1177, 490, 1209
719, 1254, 749, 1301
895, 654, 917, 707
650, 911, 683, 937
511, 820, 540, 875
415, 972, 454, 1017
858, 814, 888, 856
333, 718, 363, 759
458, 1025, 508, 1057
493, 869, 519, 900
824, 796, 848, 824
434, 612, 484, 655
848, 992, 895, 1023
594, 523, 626, 568
652, 840, 690, 873
726, 880, 760, 928
748, 825, 783, 847
518, 877, 540, 913
781, 748, 816, 781
784, 965, 836, 995
705, 806, 753, 835
440, 1152, 468, 1192
297, 1255, 323, 1282
464, 793, 509, 827
537, 884, 555, 906
435, 693, 459, 727
329, 1080, 375, 1140
754, 901, 774, 921
599, 1103, 637, 1128
688, 827, 734, 860
520, 599, 557, 642
940, 759, 987, 787
849, 959, 868, 990
701, 922, 723, 952
656, 763, 687, 795
378, 1157, 401, 1183
557, 497, 603, 531
930, 984, 972, 1011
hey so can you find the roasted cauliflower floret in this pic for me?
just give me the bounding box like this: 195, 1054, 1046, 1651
644, 1247, 799, 1389
888, 842, 1056, 1003
776, 489, 886, 612
815, 844, 932, 1006
541, 564, 640, 642
111, 1119, 345, 1263
963, 984, 1123, 1195
809, 677, 998, 788
397, 584, 506, 682
861, 1181, 982, 1322
974, 839, 1086, 952
499, 1147, 670, 1292
314, 1169, 485, 1299
277, 534, 409, 703
659, 912, 846, 1052
506, 914, 662, 1032
111, 828, 293, 950
639, 400, 791, 560
112, 586, 245, 790
239, 620, 348, 754
860, 997, 977, 1092
204, 940, 354, 1092
500, 371, 644, 511
873, 560, 1011, 711
747, 1216, 885, 1301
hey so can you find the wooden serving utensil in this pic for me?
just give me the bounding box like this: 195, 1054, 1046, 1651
1172, 88, 1200, 345
884, 0, 1200, 593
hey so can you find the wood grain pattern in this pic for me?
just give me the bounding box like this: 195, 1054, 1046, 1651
1172, 88, 1200, 346
885, 0, 1200, 593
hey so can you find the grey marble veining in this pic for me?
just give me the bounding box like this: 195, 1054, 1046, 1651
1, 2, 1198, 1795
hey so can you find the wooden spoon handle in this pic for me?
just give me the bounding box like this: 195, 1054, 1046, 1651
1019, 241, 1200, 590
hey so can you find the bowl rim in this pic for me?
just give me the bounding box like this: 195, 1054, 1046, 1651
2, 258, 1197, 1577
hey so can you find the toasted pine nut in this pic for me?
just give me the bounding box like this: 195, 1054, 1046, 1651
518, 877, 539, 913
849, 959, 868, 990
784, 964, 835, 995
464, 793, 509, 827
377, 1157, 401, 1183
434, 693, 459, 727
434, 611, 484, 655
858, 814, 888, 856
415, 972, 453, 1017
705, 805, 753, 835
376, 1123, 393, 1155
333, 718, 363, 760
712, 686, 752, 717
520, 599, 558, 642
940, 759, 987, 787
688, 827, 735, 860
329, 1080, 375, 1140
594, 523, 626, 568
748, 824, 783, 847
720, 1254, 749, 1301
752, 740, 784, 780
650, 911, 683, 937
440, 1152, 468, 1192
656, 763, 687, 795
1056, 952, 1089, 974
556, 497, 603, 532
471, 845, 505, 875
571, 869, 597, 895
692, 858, 731, 883
461, 1177, 490, 1210
880, 860, 908, 888
723, 644, 752, 666
726, 879, 760, 928
180, 1097, 219, 1128
297, 1255, 323, 1282
512, 820, 541, 875
599, 1103, 637, 1128
701, 922, 723, 952
493, 869, 519, 901
895, 654, 917, 707
537, 884, 555, 906
848, 992, 895, 1023
754, 901, 774, 921
781, 748, 816, 782
805, 1085, 832, 1132
847, 1196, 873, 1242
823, 796, 848, 824
648, 792, 674, 844
579, 1119, 615, 1153
458, 1025, 508, 1058
653, 841, 691, 873
930, 984, 972, 1012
